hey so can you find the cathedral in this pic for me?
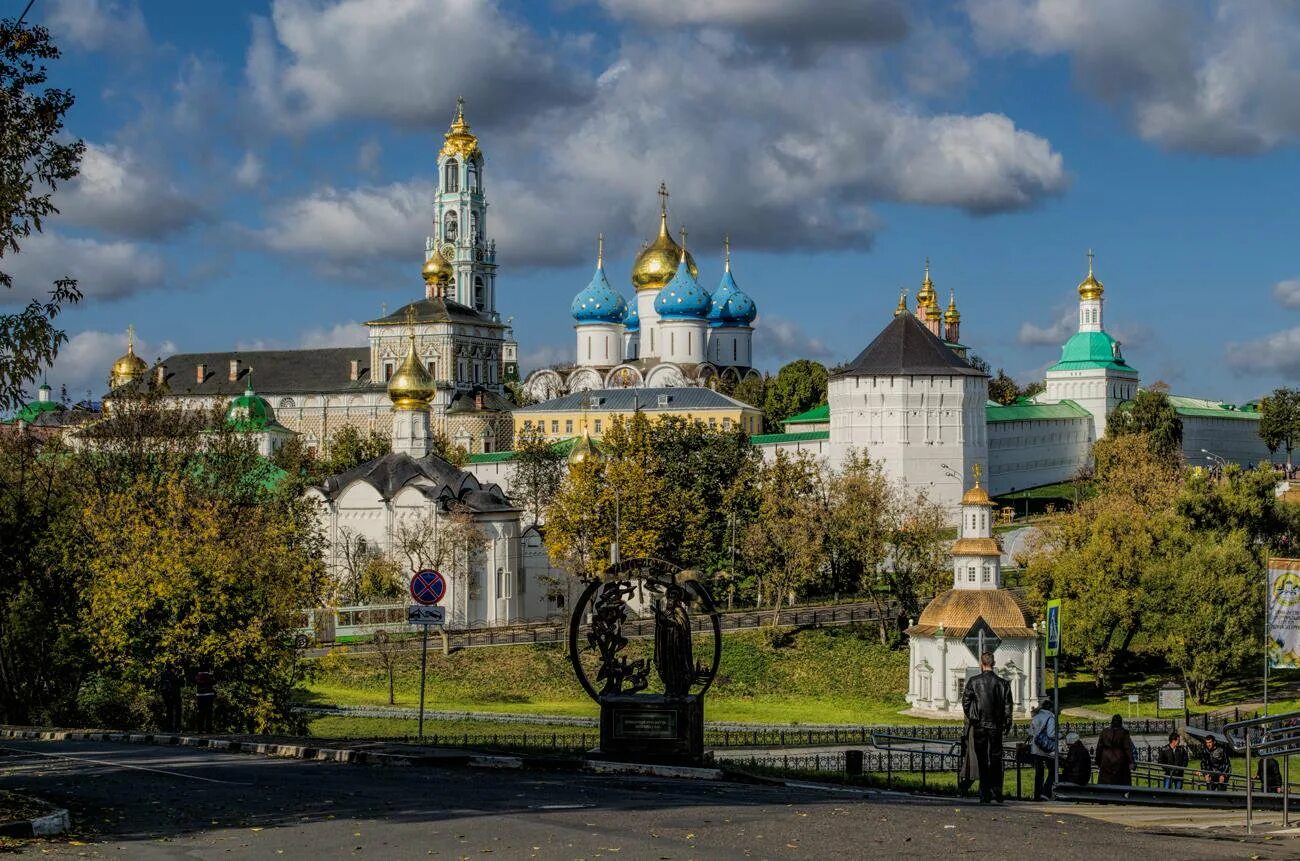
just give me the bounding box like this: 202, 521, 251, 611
105, 100, 518, 456
522, 184, 762, 401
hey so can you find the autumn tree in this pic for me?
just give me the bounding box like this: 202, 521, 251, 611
889, 489, 951, 619
597, 413, 674, 561
0, 17, 84, 412
1106, 389, 1183, 464
510, 428, 565, 526
824, 450, 896, 641
762, 360, 827, 430
334, 528, 378, 605
1260, 388, 1300, 469
987, 370, 1020, 406
323, 425, 390, 475
743, 450, 827, 626
544, 456, 609, 580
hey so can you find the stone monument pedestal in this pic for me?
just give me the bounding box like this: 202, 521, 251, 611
597, 693, 704, 764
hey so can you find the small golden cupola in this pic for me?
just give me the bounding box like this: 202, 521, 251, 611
568, 424, 603, 466
631, 182, 697, 292
894, 289, 909, 317
387, 313, 435, 410
915, 258, 937, 310
421, 246, 453, 298
440, 97, 481, 162
1077, 249, 1104, 301
944, 290, 960, 324
109, 324, 148, 389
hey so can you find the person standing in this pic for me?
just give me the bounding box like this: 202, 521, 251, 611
194, 663, 216, 733
1095, 714, 1134, 786
1061, 731, 1091, 785
1028, 702, 1058, 800
1156, 732, 1189, 789
1200, 735, 1231, 791
1258, 755, 1283, 793
962, 651, 1013, 804
159, 665, 182, 734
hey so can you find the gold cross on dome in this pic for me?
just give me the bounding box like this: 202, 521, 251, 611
126, 323, 135, 352
658, 182, 669, 216
972, 463, 983, 486
1087, 248, 1095, 274
404, 305, 417, 340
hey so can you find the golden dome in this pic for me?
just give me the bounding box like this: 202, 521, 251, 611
422, 248, 452, 286
925, 302, 941, 321
110, 325, 147, 388
913, 589, 1035, 638
440, 97, 481, 162
632, 184, 697, 292
916, 258, 936, 308
961, 464, 993, 506
944, 290, 961, 324
568, 428, 603, 466
387, 327, 435, 410
1078, 249, 1104, 301
894, 289, 908, 317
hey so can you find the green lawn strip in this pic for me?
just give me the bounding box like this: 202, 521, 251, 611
309, 715, 598, 743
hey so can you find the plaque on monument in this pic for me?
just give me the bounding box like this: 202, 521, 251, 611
568, 558, 722, 764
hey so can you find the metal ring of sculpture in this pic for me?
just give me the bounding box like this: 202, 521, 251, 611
567, 558, 723, 703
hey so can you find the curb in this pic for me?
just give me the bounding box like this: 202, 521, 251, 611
0, 805, 70, 839
0, 727, 729, 782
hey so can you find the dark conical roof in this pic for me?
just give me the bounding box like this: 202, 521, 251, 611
835, 312, 985, 377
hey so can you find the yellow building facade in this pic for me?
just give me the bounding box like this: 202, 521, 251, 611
513, 387, 763, 441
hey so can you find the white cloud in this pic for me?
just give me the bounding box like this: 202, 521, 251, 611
1226, 327, 1300, 379
754, 315, 833, 362
300, 322, 365, 348
259, 181, 430, 267
2, 233, 165, 304
598, 0, 908, 52
245, 0, 590, 131
1018, 308, 1075, 347
357, 140, 382, 176
1274, 279, 1300, 309
234, 152, 265, 188
43, 329, 177, 402
967, 0, 1300, 155
43, 0, 149, 53
58, 143, 207, 239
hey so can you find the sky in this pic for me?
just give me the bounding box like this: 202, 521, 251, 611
9, 0, 1300, 406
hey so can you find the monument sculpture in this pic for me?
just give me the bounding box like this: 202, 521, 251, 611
568, 559, 721, 763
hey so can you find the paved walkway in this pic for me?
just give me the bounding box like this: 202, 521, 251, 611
1041, 802, 1300, 838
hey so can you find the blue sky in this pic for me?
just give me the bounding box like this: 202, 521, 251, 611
10, 0, 1300, 404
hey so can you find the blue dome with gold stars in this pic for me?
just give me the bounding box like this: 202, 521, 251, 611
570, 249, 626, 325
622, 299, 639, 333
707, 267, 757, 327
654, 256, 710, 320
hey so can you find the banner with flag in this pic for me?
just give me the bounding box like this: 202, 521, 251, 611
1268, 558, 1300, 669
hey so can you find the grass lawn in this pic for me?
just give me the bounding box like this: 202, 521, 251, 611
1048, 663, 1300, 721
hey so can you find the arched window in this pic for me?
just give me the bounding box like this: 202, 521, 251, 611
443, 158, 459, 192
443, 210, 458, 242
467, 161, 479, 192
278, 397, 295, 409
474, 276, 485, 310
470, 212, 479, 243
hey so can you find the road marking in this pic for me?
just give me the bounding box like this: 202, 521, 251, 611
531, 803, 596, 810
0, 745, 248, 785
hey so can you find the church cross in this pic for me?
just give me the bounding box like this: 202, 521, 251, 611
658, 182, 669, 216
126, 323, 135, 352
405, 305, 417, 341
972, 463, 983, 487
1087, 248, 1095, 275
724, 234, 731, 271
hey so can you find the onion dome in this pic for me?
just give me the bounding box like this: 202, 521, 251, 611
894, 289, 908, 317
944, 290, 961, 324
226, 382, 275, 431
422, 247, 452, 287
655, 238, 711, 320
706, 239, 757, 327
961, 467, 994, 506
631, 183, 697, 292
440, 97, 481, 162
571, 235, 627, 324
388, 324, 435, 410
916, 259, 937, 309
925, 301, 941, 322
622, 298, 640, 333
568, 427, 603, 466
110, 325, 147, 388
1078, 249, 1104, 301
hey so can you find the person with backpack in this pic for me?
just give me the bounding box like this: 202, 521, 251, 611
1028, 701, 1058, 800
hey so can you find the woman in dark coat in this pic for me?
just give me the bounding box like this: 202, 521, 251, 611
1061, 731, 1092, 785
1095, 714, 1134, 786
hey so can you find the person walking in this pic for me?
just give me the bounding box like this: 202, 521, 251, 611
1028, 701, 1058, 800
1200, 735, 1231, 791
159, 665, 182, 734
962, 651, 1013, 804
1259, 755, 1283, 793
194, 663, 216, 733
1156, 731, 1190, 790
1061, 731, 1091, 785
1095, 714, 1134, 786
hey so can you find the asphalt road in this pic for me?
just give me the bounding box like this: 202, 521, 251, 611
0, 738, 1289, 859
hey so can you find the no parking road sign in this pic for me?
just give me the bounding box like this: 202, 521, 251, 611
410, 569, 446, 606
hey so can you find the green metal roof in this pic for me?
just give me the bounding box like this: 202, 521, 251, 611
12, 398, 64, 423
986, 400, 1092, 423
1167, 395, 1260, 421
226, 386, 275, 431
1047, 331, 1138, 373
751, 430, 830, 445
465, 437, 580, 465
781, 402, 829, 425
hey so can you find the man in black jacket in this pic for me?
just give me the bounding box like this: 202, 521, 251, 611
962, 651, 1013, 803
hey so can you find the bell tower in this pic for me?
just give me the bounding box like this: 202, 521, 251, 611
431, 98, 498, 317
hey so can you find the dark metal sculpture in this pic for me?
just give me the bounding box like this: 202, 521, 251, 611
568, 558, 721, 763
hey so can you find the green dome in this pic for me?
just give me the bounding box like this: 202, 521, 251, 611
12, 391, 63, 423
226, 385, 275, 431
1047, 331, 1138, 373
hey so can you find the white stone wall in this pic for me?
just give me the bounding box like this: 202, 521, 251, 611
828, 373, 988, 518
707, 326, 752, 368
987, 416, 1092, 496
756, 438, 830, 463
1181, 416, 1275, 468
575, 323, 624, 370
636, 290, 660, 360
657, 319, 707, 365
1041, 369, 1138, 441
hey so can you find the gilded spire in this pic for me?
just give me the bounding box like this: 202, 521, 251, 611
679, 226, 688, 262
127, 323, 135, 354
597, 233, 604, 269
917, 257, 936, 308
894, 289, 908, 317
657, 182, 670, 237
961, 462, 993, 506
944, 289, 960, 323
440, 96, 480, 161
724, 234, 731, 273
1078, 248, 1104, 301
632, 182, 696, 291
110, 323, 147, 388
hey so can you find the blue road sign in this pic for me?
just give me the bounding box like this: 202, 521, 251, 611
1046, 599, 1062, 657
410, 569, 446, 606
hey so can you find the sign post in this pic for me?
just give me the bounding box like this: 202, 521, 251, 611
409, 569, 447, 740
1045, 599, 1062, 791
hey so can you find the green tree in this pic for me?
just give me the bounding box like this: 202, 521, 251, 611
888, 489, 950, 619
824, 450, 896, 641
730, 374, 766, 413
762, 360, 827, 430
1106, 389, 1183, 464
323, 425, 390, 474
543, 457, 609, 580
0, 17, 85, 412
1260, 388, 1300, 469
598, 413, 674, 561
987, 369, 1019, 405
510, 428, 565, 526
743, 450, 827, 626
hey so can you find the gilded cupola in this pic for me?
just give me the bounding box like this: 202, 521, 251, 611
387, 315, 436, 410
1078, 249, 1104, 301
109, 324, 148, 389
944, 290, 961, 324
568, 425, 603, 466
631, 182, 697, 292
440, 97, 481, 162
894, 289, 908, 317
916, 259, 937, 310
